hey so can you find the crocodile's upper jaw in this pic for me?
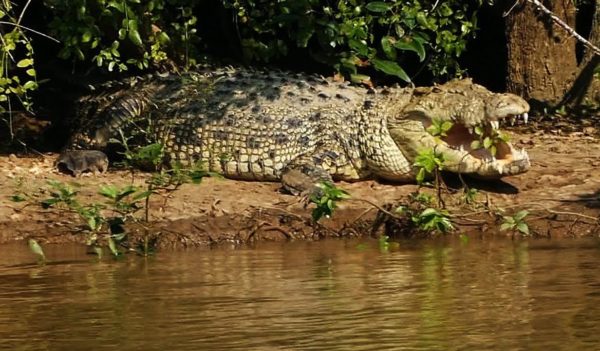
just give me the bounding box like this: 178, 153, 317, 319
390, 86, 531, 179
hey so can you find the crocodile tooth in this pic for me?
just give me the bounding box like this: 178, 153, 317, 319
459, 145, 464, 152
497, 163, 504, 174
469, 127, 475, 134
523, 112, 529, 124
491, 121, 499, 130
510, 116, 516, 126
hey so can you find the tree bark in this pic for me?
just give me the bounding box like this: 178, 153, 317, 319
505, 0, 578, 104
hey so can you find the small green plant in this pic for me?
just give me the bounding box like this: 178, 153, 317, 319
462, 187, 479, 205
426, 119, 453, 138
470, 126, 510, 157
500, 210, 530, 236
414, 148, 445, 185
410, 191, 434, 206
310, 182, 351, 221
0, 1, 38, 118
10, 194, 26, 202
41, 180, 79, 209
413, 147, 445, 207
411, 207, 454, 234
44, 0, 198, 72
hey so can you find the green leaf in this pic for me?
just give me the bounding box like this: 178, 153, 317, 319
349, 74, 371, 84
26, 69, 36, 77
108, 1, 124, 13
381, 36, 396, 60
365, 2, 392, 12
371, 58, 411, 82
107, 237, 120, 257
10, 194, 26, 202
81, 31, 92, 43
500, 222, 514, 232
87, 216, 97, 231
416, 168, 425, 184
517, 222, 530, 235
28, 239, 46, 262
132, 190, 153, 201
128, 29, 144, 47
22, 81, 37, 90
514, 210, 529, 221
99, 185, 118, 199
348, 39, 368, 56
16, 59, 33, 68
158, 32, 170, 44
394, 38, 426, 62
420, 208, 438, 217
483, 137, 492, 149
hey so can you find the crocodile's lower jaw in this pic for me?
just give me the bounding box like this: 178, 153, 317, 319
440, 132, 530, 178
442, 144, 531, 178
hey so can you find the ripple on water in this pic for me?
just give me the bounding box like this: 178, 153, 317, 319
0, 238, 599, 351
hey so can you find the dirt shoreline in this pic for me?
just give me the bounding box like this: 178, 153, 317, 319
1, 130, 600, 247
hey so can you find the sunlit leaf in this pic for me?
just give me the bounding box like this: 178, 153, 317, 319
365, 2, 392, 12
16, 59, 33, 68
128, 29, 143, 47
28, 239, 46, 262
371, 58, 410, 82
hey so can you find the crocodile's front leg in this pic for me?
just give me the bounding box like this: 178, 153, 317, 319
281, 160, 333, 196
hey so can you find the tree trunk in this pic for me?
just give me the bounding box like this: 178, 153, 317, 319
505, 0, 578, 104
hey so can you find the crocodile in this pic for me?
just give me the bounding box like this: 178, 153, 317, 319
64, 66, 530, 193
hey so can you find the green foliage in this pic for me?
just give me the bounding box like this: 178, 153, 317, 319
0, 1, 38, 128
41, 180, 79, 209
43, 0, 200, 71
39, 136, 210, 257
10, 194, 26, 202
462, 187, 478, 205
411, 207, 453, 233
470, 126, 510, 157
224, 0, 483, 80
310, 182, 351, 221
426, 119, 453, 138
394, 198, 454, 235
500, 210, 530, 236
413, 148, 445, 185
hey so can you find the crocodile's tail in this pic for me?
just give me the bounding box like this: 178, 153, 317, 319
69, 76, 163, 149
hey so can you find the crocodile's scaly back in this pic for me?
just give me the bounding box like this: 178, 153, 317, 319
66, 66, 531, 193
70, 68, 414, 184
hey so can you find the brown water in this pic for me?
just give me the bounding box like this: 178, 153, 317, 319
1, 238, 600, 351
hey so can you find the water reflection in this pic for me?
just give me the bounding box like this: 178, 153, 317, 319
0, 238, 599, 350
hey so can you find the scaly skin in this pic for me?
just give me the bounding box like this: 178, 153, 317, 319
66, 66, 530, 193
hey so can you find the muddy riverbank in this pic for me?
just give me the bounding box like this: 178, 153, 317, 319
1, 130, 600, 247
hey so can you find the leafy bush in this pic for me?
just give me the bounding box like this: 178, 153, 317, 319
0, 1, 38, 117
223, 0, 484, 81
43, 0, 201, 71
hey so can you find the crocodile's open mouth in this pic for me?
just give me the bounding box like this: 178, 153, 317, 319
390, 112, 531, 179
436, 113, 530, 178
